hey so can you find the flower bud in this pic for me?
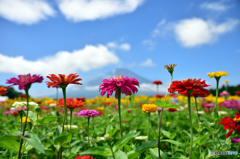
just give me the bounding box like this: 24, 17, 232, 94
104, 134, 112, 143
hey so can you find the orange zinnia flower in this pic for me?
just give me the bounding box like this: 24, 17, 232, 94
46, 73, 82, 88
58, 98, 83, 109
0, 86, 7, 95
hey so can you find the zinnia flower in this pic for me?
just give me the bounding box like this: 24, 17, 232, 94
207, 71, 228, 79
220, 91, 230, 96
155, 94, 164, 98
231, 138, 239, 143
168, 108, 178, 112
0, 86, 7, 95
152, 80, 162, 85
203, 103, 215, 108
168, 78, 210, 95
224, 80, 229, 83
218, 112, 240, 139
75, 155, 93, 159
99, 75, 139, 99
164, 64, 177, 74
78, 109, 99, 117
221, 99, 240, 111
58, 98, 83, 109
235, 91, 240, 96
46, 73, 82, 88
142, 104, 157, 113
6, 74, 43, 90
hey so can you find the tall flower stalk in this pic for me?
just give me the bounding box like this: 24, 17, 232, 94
78, 109, 99, 149
168, 78, 210, 159
157, 64, 176, 158
207, 71, 228, 149
46, 73, 82, 159
99, 75, 139, 152
6, 74, 43, 159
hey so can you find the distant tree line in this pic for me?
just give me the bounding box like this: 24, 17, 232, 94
209, 84, 240, 96
0, 85, 23, 99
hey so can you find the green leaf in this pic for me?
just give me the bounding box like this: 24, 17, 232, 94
115, 150, 128, 159
35, 116, 59, 124
152, 100, 167, 107
202, 118, 214, 133
0, 135, 20, 152
162, 130, 177, 139
149, 148, 167, 159
164, 104, 181, 109
112, 132, 139, 153
106, 125, 113, 134
145, 155, 153, 159
171, 153, 187, 159
27, 111, 37, 123
128, 140, 157, 159
135, 140, 157, 152
160, 139, 183, 147
79, 147, 112, 156
193, 133, 211, 146
21, 132, 46, 154
54, 132, 72, 145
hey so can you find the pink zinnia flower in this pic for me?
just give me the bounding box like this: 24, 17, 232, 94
3, 111, 11, 115
6, 74, 43, 90
78, 109, 99, 117
221, 99, 240, 111
231, 138, 240, 143
99, 75, 139, 99
11, 106, 27, 112
203, 103, 215, 108
220, 91, 230, 96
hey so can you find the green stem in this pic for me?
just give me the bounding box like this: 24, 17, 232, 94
87, 117, 90, 149
194, 97, 201, 155
117, 87, 124, 152
110, 144, 116, 159
158, 72, 173, 158
187, 90, 193, 159
235, 139, 240, 159
18, 87, 30, 159
20, 113, 23, 131
147, 113, 150, 141
69, 108, 73, 153
60, 86, 67, 159
157, 85, 159, 94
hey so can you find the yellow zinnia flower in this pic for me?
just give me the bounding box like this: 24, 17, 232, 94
224, 80, 229, 83
142, 104, 157, 113
96, 107, 104, 111
207, 71, 228, 79
20, 116, 41, 123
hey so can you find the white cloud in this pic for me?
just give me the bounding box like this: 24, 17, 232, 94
174, 18, 239, 47
0, 0, 55, 25
200, 1, 231, 12
107, 42, 131, 51
140, 59, 156, 67
139, 83, 169, 93
84, 85, 99, 91
142, 39, 156, 50
0, 44, 119, 75
57, 0, 144, 22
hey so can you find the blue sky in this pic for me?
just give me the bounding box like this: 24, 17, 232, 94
0, 0, 239, 97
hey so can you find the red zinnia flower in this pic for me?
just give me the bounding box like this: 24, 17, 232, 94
235, 91, 240, 96
219, 112, 240, 139
12, 112, 19, 116
75, 155, 93, 159
58, 98, 83, 109
0, 87, 8, 95
99, 75, 139, 99
46, 73, 82, 88
168, 78, 210, 95
155, 94, 164, 98
152, 80, 162, 85
168, 108, 178, 112
76, 97, 86, 102
19, 94, 26, 98
6, 74, 43, 90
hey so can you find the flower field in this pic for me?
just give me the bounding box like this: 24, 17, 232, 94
0, 67, 240, 159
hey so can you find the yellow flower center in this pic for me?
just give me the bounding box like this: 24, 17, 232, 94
233, 118, 240, 123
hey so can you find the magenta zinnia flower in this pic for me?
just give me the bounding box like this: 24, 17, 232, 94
221, 99, 240, 111
203, 103, 215, 108
99, 75, 140, 99
6, 74, 43, 90
231, 138, 240, 143
220, 91, 230, 96
78, 109, 99, 117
